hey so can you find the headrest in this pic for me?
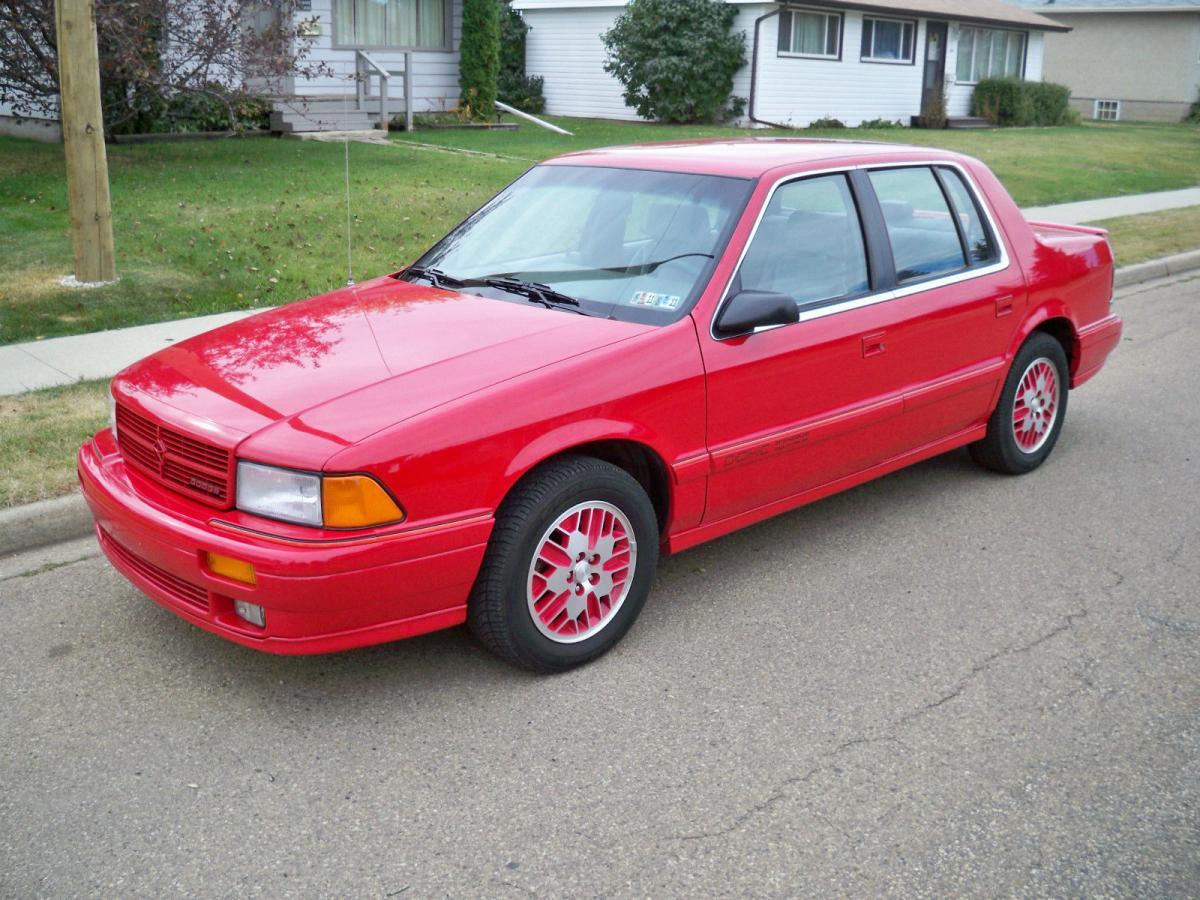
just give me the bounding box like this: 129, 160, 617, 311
650, 203, 713, 246
879, 199, 914, 223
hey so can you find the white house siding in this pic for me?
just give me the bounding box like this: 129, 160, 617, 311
521, 6, 636, 119
518, 0, 760, 120
290, 0, 463, 112
753, 11, 927, 126
946, 26, 1044, 117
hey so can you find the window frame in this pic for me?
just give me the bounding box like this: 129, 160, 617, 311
331, 0, 454, 52
954, 25, 1028, 85
1094, 99, 1120, 121
725, 171, 877, 314
860, 15, 918, 66
777, 6, 844, 61
710, 160, 1011, 341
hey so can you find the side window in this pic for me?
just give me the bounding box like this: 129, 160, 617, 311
938, 167, 998, 264
868, 167, 967, 283
737, 174, 870, 308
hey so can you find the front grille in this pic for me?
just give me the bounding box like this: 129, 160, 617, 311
116, 403, 233, 508
100, 529, 210, 613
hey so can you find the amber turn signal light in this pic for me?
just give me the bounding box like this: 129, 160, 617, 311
207, 552, 257, 585
321, 475, 405, 528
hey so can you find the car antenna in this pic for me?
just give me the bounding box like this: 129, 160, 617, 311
343, 134, 355, 287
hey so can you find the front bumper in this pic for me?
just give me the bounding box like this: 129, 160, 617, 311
78, 429, 491, 654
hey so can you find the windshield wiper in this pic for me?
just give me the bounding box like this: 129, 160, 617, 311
481, 276, 585, 312
403, 265, 465, 290
404, 266, 586, 314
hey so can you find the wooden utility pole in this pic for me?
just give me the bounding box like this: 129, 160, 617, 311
55, 0, 116, 282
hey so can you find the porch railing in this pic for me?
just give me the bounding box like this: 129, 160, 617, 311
355, 50, 414, 132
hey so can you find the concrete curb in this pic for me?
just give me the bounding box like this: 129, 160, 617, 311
1113, 248, 1200, 288
2, 249, 1199, 559
0, 493, 93, 558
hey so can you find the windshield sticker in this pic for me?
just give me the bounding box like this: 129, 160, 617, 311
630, 291, 682, 309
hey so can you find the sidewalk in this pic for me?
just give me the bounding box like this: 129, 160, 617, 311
2, 187, 1199, 397
0, 308, 262, 396
1022, 186, 1200, 226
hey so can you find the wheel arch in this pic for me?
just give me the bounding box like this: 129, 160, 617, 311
1009, 301, 1079, 376
503, 427, 673, 535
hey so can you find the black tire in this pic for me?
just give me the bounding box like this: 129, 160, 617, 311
970, 331, 1069, 475
468, 455, 659, 672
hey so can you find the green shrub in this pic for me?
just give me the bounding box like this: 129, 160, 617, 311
1025, 81, 1072, 125
808, 116, 846, 129
973, 77, 1030, 125
602, 0, 746, 123
857, 118, 904, 129
459, 0, 501, 119
497, 1, 545, 113
168, 86, 271, 132
974, 77, 1072, 127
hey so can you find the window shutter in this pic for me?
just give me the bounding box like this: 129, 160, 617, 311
778, 10, 792, 53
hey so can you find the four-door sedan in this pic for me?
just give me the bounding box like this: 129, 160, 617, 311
79, 139, 1123, 671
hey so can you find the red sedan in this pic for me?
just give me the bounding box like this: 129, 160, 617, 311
79, 139, 1123, 671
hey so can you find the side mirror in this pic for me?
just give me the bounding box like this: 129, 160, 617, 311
714, 290, 799, 338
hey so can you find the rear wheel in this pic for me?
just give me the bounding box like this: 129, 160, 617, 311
970, 331, 1069, 475
468, 455, 658, 672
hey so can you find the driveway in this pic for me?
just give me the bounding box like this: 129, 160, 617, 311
2, 274, 1197, 897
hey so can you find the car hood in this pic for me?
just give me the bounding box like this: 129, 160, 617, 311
113, 276, 653, 467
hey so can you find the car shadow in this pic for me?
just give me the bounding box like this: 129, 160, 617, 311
128, 446, 1003, 707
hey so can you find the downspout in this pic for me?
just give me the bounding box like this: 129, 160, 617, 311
749, 6, 793, 129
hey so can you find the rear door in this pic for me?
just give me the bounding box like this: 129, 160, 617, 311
862, 163, 1026, 449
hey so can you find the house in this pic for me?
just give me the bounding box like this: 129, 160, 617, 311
265, 0, 465, 132
1013, 0, 1200, 122
0, 0, 467, 139
509, 0, 1071, 126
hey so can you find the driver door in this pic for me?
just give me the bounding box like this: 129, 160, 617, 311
698, 171, 910, 523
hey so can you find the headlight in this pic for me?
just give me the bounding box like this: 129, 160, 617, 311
235, 462, 404, 529
107, 385, 117, 437
235, 461, 322, 526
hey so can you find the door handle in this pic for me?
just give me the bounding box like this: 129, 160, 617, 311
861, 331, 886, 358
995, 295, 1015, 318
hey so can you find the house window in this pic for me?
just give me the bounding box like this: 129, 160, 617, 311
955, 27, 1025, 82
333, 0, 447, 49
861, 17, 916, 64
1094, 99, 1120, 121
778, 8, 842, 59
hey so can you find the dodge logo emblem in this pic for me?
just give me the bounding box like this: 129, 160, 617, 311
151, 436, 168, 471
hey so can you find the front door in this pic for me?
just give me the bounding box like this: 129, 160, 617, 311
922, 21, 948, 113
698, 171, 906, 524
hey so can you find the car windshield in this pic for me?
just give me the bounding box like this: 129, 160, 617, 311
405, 165, 754, 323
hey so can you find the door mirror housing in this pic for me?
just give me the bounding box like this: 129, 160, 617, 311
714, 290, 799, 338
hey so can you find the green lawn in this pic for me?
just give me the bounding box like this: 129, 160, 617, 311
0, 379, 107, 508
1097, 206, 1200, 266
397, 117, 1200, 206
1, 136, 527, 344
1, 117, 1197, 345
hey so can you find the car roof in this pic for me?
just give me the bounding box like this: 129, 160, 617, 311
542, 138, 968, 179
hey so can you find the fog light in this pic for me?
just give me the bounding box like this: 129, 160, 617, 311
207, 552, 256, 585
234, 600, 266, 628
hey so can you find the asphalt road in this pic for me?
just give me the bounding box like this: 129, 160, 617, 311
2, 274, 1197, 898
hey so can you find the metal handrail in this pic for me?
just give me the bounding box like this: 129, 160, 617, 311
354, 49, 413, 132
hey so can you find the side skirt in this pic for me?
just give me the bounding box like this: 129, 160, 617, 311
664, 424, 987, 555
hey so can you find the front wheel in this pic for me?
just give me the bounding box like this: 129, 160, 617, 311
468, 455, 659, 672
970, 331, 1069, 475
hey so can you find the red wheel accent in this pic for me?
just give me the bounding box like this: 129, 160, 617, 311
1011, 357, 1059, 453
526, 501, 637, 643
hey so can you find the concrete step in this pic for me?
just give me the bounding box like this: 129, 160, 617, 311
270, 109, 376, 133
946, 116, 993, 129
